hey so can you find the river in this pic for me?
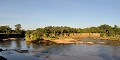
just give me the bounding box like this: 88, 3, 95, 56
0, 38, 120, 60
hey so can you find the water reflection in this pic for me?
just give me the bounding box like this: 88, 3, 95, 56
15, 40, 21, 49
0, 41, 12, 48
0, 38, 120, 60
26, 42, 31, 48
32, 43, 41, 49
0, 39, 120, 50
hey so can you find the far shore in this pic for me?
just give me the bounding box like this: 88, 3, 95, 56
43, 37, 120, 45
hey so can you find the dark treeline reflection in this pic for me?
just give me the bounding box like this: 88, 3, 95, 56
25, 41, 56, 50
0, 40, 56, 50
15, 40, 21, 49
0, 41, 12, 48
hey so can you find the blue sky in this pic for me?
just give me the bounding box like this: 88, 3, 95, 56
0, 0, 120, 30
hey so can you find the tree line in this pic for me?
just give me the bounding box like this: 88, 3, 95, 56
25, 24, 120, 40
0, 24, 25, 34
1, 24, 120, 40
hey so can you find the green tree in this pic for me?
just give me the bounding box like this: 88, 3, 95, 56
0, 25, 12, 34
98, 24, 112, 36
15, 24, 21, 34
99, 24, 112, 30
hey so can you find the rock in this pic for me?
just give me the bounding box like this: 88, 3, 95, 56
42, 50, 49, 53
0, 40, 4, 42
0, 49, 29, 53
15, 50, 29, 53
0, 56, 7, 60
0, 48, 4, 52
86, 42, 94, 45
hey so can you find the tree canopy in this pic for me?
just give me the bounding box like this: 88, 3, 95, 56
15, 24, 22, 34
0, 24, 24, 34
25, 24, 120, 40
0, 24, 120, 38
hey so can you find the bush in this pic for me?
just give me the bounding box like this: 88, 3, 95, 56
100, 33, 105, 37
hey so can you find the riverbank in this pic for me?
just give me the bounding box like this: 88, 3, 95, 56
99, 36, 120, 41
45, 38, 108, 45
44, 33, 120, 44
25, 33, 120, 44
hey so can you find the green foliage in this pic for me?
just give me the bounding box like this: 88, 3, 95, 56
15, 24, 22, 34
1, 24, 120, 40
0, 25, 12, 34
99, 24, 112, 30
25, 34, 31, 41
25, 24, 120, 40
0, 24, 25, 35
100, 33, 106, 37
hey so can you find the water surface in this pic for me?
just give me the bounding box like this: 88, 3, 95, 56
0, 39, 120, 60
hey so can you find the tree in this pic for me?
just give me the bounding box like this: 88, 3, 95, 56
0, 25, 12, 34
98, 24, 112, 34
113, 25, 118, 29
99, 24, 112, 30
15, 24, 21, 34
36, 28, 44, 38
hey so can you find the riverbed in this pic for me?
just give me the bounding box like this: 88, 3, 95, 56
0, 38, 120, 60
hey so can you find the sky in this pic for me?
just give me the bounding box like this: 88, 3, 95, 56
0, 0, 120, 30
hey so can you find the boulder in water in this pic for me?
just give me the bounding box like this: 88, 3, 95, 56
42, 50, 49, 53
0, 56, 7, 60
0, 40, 4, 42
0, 48, 4, 52
15, 50, 29, 53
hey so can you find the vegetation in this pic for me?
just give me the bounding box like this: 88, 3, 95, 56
15, 24, 22, 34
0, 24, 25, 34
0, 24, 25, 40
0, 25, 12, 34
0, 24, 120, 41
25, 24, 120, 41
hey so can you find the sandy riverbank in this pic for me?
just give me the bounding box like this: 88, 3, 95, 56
47, 38, 107, 45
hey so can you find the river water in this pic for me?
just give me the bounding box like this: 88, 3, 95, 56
0, 38, 120, 60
